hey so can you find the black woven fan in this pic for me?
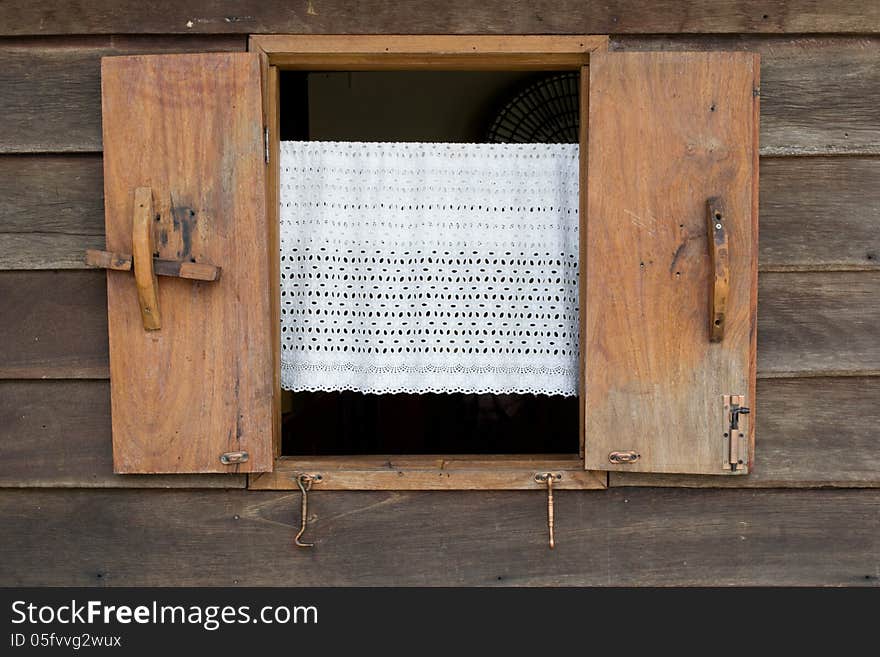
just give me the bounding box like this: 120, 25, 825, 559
485, 73, 580, 143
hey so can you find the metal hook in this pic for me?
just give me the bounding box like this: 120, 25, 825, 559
546, 474, 555, 550
535, 472, 561, 549
294, 473, 319, 548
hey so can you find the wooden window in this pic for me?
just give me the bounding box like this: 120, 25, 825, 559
92, 36, 758, 490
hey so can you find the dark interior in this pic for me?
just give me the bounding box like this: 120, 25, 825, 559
282, 392, 578, 455
279, 70, 579, 456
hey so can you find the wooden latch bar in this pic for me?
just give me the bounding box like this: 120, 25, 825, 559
85, 186, 222, 331
85, 250, 221, 282
707, 197, 730, 342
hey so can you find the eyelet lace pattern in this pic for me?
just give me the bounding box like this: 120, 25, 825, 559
280, 141, 579, 396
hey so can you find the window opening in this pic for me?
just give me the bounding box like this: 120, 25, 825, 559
279, 69, 581, 457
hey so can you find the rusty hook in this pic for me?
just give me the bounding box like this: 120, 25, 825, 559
294, 473, 318, 548
546, 473, 555, 550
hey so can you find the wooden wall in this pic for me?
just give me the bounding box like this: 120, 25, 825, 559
1, 2, 878, 586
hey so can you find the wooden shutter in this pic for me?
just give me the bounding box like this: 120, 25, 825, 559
583, 52, 759, 475
101, 53, 273, 473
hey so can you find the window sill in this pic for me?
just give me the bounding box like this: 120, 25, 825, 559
249, 455, 606, 490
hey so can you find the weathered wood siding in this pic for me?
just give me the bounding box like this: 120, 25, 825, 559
0, 1, 877, 585
2, 488, 878, 586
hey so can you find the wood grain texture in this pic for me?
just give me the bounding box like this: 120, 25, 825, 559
130, 187, 161, 330
0, 487, 877, 585
265, 63, 283, 470
0, 381, 245, 488
0, 271, 108, 378
251, 456, 606, 490
85, 250, 223, 281
3, 271, 876, 381
253, 34, 606, 70
1, 36, 877, 155
101, 53, 273, 473
613, 377, 880, 487
578, 65, 589, 459
84, 249, 132, 271
614, 36, 880, 156
583, 52, 759, 475
0, 377, 876, 488
2, 1, 879, 35
759, 157, 880, 271
252, 34, 608, 54
0, 36, 245, 153
0, 155, 105, 268
758, 272, 880, 377
4, 156, 878, 272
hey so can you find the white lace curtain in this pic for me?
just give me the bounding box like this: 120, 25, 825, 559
280, 141, 579, 396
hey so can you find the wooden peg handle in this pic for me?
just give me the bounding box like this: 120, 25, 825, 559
707, 197, 729, 342
132, 187, 161, 330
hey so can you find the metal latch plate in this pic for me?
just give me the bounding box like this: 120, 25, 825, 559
220, 451, 249, 465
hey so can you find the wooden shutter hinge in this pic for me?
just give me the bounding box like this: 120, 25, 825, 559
264, 126, 270, 164
723, 395, 750, 472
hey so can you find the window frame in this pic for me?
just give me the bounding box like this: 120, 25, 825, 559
247, 34, 609, 491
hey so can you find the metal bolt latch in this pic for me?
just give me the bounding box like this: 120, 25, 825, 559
728, 399, 751, 471
731, 405, 751, 430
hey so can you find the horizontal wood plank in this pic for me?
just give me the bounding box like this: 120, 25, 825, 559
758, 272, 880, 377
0, 487, 876, 585
4, 270, 877, 380
253, 34, 608, 57
1, 376, 877, 488
0, 155, 105, 269
4, 155, 879, 271
0, 36, 878, 154
0, 380, 245, 488
252, 34, 608, 71
0, 36, 245, 153
0, 270, 108, 378
613, 36, 880, 156
759, 157, 880, 271
1, 1, 878, 35
612, 377, 880, 487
